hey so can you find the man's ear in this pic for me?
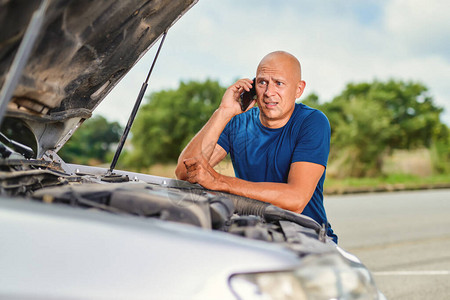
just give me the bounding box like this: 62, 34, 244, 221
295, 80, 306, 98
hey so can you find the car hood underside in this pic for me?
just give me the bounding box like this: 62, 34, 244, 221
0, 0, 197, 157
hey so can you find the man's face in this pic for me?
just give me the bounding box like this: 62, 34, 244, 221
255, 55, 305, 128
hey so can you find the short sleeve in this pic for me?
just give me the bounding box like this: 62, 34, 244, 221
217, 121, 231, 154
292, 111, 330, 167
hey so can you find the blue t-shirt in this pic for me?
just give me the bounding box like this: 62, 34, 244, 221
218, 103, 337, 242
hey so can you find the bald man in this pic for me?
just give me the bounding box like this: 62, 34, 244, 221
176, 51, 337, 243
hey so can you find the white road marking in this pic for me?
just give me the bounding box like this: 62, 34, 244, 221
373, 270, 450, 276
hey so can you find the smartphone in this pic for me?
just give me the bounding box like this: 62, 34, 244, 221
239, 78, 256, 111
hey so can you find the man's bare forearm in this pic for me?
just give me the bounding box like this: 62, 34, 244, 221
213, 174, 311, 214
176, 78, 255, 180
182, 159, 323, 214
175, 108, 233, 179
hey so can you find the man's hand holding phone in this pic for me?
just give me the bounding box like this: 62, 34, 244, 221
239, 77, 257, 111
219, 78, 256, 117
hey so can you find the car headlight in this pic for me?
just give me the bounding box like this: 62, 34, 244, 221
229, 253, 379, 300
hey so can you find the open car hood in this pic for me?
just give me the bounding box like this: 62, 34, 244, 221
0, 0, 197, 158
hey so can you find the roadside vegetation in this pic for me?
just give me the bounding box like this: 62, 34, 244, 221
58, 115, 122, 165
59, 79, 450, 193
324, 173, 450, 194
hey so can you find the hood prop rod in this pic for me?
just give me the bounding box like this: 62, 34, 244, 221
107, 31, 168, 175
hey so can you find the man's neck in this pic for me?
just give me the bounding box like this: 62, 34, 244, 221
259, 107, 296, 129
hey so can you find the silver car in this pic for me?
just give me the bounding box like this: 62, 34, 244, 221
0, 1, 384, 299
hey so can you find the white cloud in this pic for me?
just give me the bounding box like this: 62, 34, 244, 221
96, 0, 450, 126
385, 0, 450, 57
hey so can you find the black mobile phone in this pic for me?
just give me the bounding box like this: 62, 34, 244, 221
239, 78, 256, 111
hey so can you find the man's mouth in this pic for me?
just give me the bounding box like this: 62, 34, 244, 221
264, 101, 278, 108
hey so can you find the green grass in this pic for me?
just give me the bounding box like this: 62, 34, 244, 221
324, 173, 450, 194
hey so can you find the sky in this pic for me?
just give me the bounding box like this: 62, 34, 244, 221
96, 0, 450, 126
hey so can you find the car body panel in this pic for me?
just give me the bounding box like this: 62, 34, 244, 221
0, 197, 301, 300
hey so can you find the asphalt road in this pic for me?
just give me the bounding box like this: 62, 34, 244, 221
325, 189, 450, 300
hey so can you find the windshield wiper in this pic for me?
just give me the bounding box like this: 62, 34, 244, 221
107, 31, 168, 176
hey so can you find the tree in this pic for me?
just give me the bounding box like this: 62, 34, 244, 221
322, 80, 448, 177
300, 93, 320, 108
58, 115, 123, 165
324, 96, 397, 177
333, 80, 445, 149
121, 78, 448, 176
127, 80, 226, 169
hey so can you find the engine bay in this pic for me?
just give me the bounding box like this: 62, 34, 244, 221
0, 154, 335, 256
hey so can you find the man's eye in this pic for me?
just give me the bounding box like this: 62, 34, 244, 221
276, 81, 283, 86
259, 80, 267, 85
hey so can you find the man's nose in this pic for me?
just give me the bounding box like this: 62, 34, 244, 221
264, 82, 276, 97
